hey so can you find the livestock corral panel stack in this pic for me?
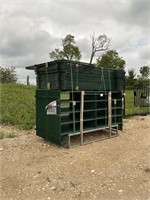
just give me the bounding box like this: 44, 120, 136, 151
26, 59, 125, 147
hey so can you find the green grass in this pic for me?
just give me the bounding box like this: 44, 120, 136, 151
0, 84, 149, 130
0, 83, 36, 130
7, 132, 16, 138
0, 131, 16, 139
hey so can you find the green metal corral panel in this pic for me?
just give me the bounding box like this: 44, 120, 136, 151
35, 90, 123, 145
36, 90, 63, 145
45, 115, 62, 144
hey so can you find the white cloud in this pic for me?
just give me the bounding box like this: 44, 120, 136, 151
0, 0, 149, 83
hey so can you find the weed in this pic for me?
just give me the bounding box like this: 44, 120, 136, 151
7, 132, 16, 138
0, 132, 5, 139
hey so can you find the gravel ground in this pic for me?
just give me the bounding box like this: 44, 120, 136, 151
0, 115, 150, 200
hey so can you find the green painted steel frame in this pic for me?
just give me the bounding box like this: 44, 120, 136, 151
35, 89, 123, 145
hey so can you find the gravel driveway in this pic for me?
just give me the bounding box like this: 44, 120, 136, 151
0, 115, 150, 200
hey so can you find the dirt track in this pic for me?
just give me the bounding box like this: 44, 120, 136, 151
0, 115, 150, 200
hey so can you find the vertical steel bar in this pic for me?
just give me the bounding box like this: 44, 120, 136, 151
108, 91, 112, 138
45, 62, 50, 89
68, 135, 70, 148
70, 62, 76, 132
80, 91, 84, 145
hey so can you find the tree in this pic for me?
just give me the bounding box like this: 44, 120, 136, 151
49, 34, 82, 61
89, 34, 111, 64
0, 66, 18, 83
139, 66, 150, 79
126, 69, 136, 88
96, 50, 125, 70
49, 48, 64, 60
128, 69, 136, 80
135, 66, 150, 87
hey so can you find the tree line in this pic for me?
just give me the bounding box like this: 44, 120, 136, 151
0, 33, 149, 89
49, 33, 125, 70
49, 33, 150, 89
126, 66, 150, 89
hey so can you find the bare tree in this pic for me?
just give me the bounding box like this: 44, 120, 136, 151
89, 33, 111, 64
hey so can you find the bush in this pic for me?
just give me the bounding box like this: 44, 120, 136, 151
0, 66, 18, 83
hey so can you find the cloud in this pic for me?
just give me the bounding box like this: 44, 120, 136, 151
1, 6, 58, 66
0, 0, 149, 83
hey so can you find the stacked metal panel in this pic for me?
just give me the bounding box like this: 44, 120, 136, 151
26, 60, 125, 92
26, 60, 125, 147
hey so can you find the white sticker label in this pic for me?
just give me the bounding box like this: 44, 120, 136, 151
45, 101, 57, 115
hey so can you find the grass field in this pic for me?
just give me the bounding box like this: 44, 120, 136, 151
0, 83, 149, 130
0, 83, 36, 130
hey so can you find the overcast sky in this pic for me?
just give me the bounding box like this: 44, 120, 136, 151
0, 0, 149, 84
